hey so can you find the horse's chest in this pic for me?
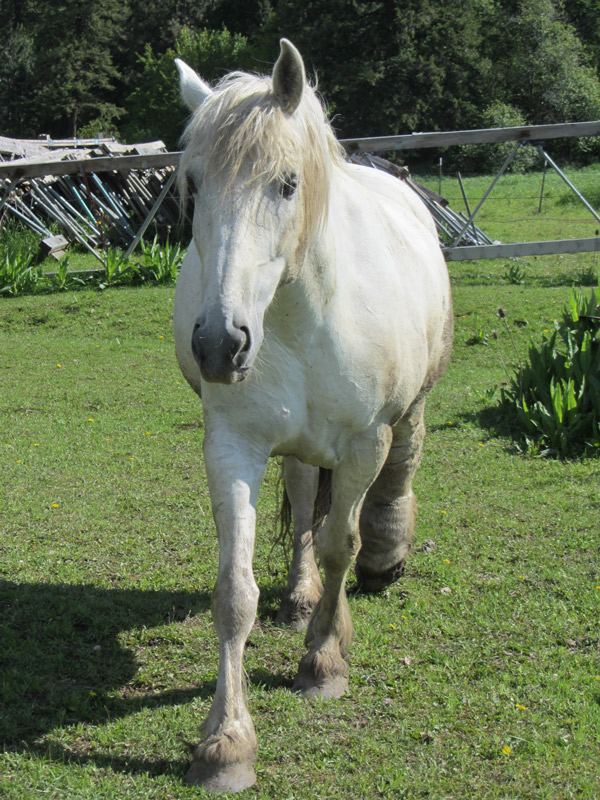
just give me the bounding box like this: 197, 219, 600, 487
258, 362, 388, 466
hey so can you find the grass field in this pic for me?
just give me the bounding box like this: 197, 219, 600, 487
1, 169, 599, 799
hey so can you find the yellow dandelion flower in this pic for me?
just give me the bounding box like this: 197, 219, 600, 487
502, 745, 511, 756
57, 364, 62, 368
441, 510, 447, 515
389, 624, 396, 630
444, 559, 451, 564
51, 503, 59, 508
33, 443, 39, 447
515, 704, 526, 710
88, 418, 94, 422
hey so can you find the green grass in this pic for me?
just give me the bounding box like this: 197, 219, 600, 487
430, 163, 600, 249
1, 171, 600, 799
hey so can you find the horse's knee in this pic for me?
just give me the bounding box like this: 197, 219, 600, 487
212, 572, 259, 637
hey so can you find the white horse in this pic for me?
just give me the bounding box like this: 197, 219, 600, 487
173, 40, 453, 793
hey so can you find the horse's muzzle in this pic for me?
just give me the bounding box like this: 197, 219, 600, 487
191, 321, 252, 384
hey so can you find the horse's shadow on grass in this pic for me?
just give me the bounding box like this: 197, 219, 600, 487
0, 580, 215, 777
0, 578, 296, 778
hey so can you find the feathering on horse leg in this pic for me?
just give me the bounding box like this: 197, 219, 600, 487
276, 457, 323, 630
355, 400, 426, 593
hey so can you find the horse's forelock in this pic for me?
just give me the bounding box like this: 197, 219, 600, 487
179, 70, 346, 238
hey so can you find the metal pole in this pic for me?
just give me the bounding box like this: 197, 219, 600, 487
537, 159, 547, 214
124, 170, 177, 258
537, 146, 600, 225
451, 142, 522, 246
456, 171, 478, 243
3, 203, 50, 236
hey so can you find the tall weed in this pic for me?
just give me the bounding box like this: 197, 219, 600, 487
0, 225, 43, 296
139, 235, 184, 283
500, 288, 600, 457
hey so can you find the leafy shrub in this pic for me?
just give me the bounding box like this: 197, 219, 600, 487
0, 223, 186, 296
0, 224, 43, 295
139, 235, 184, 283
500, 288, 600, 457
123, 27, 256, 150
101, 248, 136, 288
456, 102, 540, 174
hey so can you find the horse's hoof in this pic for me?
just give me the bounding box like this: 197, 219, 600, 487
292, 672, 348, 699
185, 759, 256, 793
354, 559, 406, 594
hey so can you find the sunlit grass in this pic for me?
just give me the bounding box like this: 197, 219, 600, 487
1, 177, 599, 798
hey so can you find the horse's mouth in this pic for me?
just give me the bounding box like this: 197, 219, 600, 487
200, 363, 251, 385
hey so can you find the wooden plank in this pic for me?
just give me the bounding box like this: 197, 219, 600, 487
0, 152, 181, 180
0, 135, 50, 158
444, 237, 600, 261
341, 120, 600, 153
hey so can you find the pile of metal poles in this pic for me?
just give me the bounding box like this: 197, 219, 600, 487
348, 152, 494, 248
0, 137, 186, 262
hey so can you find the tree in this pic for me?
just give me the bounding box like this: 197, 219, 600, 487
30, 0, 128, 138
495, 0, 600, 125
123, 27, 258, 149
0, 24, 37, 137
261, 0, 493, 139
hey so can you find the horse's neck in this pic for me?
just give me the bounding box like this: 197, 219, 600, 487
277, 231, 338, 325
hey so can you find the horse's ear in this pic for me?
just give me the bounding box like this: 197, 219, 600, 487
175, 58, 213, 111
272, 39, 305, 115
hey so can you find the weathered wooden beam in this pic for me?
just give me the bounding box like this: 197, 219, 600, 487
0, 152, 181, 180
341, 120, 600, 153
444, 237, 600, 261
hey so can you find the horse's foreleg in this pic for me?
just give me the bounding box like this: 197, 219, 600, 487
186, 432, 267, 794
355, 400, 425, 593
293, 426, 392, 698
276, 457, 323, 630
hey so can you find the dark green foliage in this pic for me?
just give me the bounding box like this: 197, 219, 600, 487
457, 102, 540, 174
2, 0, 600, 162
123, 27, 257, 149
261, 0, 492, 138
501, 287, 600, 457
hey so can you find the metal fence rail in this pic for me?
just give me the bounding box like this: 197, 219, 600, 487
2, 120, 600, 262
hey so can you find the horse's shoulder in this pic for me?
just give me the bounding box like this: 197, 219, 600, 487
344, 164, 436, 238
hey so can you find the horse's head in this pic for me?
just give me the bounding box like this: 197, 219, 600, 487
176, 40, 344, 384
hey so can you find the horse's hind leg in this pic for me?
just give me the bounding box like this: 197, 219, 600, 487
355, 399, 425, 593
293, 426, 392, 698
276, 457, 323, 630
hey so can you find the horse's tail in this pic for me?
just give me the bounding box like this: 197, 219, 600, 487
275, 465, 331, 564
312, 467, 332, 534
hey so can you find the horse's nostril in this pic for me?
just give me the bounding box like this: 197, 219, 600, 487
239, 326, 251, 354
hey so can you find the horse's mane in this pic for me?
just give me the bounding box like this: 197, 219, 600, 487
178, 70, 347, 238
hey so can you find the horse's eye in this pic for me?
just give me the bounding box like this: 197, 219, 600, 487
280, 174, 298, 200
